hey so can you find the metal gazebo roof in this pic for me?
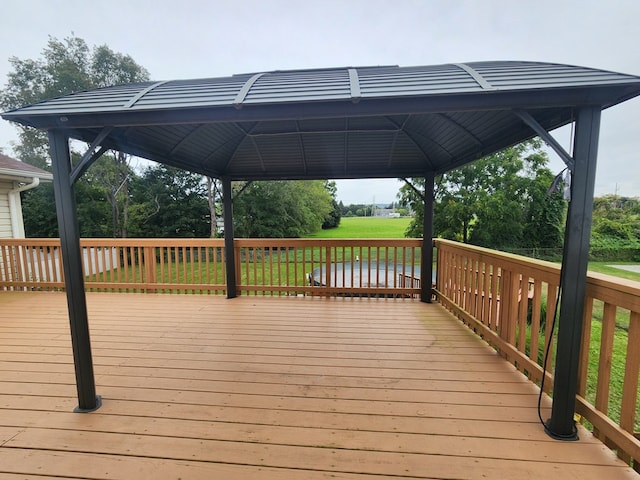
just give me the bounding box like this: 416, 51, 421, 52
4, 61, 640, 180
3, 60, 640, 441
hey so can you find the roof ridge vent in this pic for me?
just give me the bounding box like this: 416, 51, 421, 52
348, 68, 361, 103
453, 63, 496, 90
123, 81, 169, 108
233, 73, 267, 109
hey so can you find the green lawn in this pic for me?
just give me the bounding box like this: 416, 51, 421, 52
307, 216, 412, 238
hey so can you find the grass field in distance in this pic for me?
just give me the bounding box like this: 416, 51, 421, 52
307, 216, 412, 239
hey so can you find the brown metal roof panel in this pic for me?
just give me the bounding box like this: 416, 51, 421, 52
130, 95, 238, 109
255, 75, 347, 86
304, 153, 346, 171
132, 126, 189, 150
136, 87, 240, 100
141, 82, 243, 96
242, 70, 350, 103
489, 78, 640, 90
359, 77, 468, 89
21, 97, 134, 110
298, 117, 349, 131
242, 92, 352, 104
360, 85, 482, 99
245, 85, 350, 99
250, 120, 300, 135
345, 116, 399, 131
358, 69, 469, 83
473, 62, 637, 83
5, 84, 151, 114
391, 135, 436, 163
360, 79, 479, 92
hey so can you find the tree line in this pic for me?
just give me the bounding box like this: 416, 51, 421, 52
20, 156, 338, 239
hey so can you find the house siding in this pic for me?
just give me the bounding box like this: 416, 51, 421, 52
0, 181, 15, 238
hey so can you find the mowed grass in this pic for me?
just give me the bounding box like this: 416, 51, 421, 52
307, 216, 412, 238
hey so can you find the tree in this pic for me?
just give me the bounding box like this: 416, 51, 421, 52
128, 164, 211, 238
398, 140, 566, 250
1, 35, 149, 236
322, 180, 341, 229
21, 152, 115, 238
206, 177, 222, 238
21, 183, 58, 237
591, 194, 640, 247
233, 181, 333, 238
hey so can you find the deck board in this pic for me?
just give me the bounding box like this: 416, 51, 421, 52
0, 291, 636, 479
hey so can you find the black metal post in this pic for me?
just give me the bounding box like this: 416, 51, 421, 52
222, 177, 237, 298
421, 172, 435, 303
545, 106, 601, 439
48, 130, 101, 412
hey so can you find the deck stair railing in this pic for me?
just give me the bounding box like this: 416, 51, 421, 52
434, 238, 640, 471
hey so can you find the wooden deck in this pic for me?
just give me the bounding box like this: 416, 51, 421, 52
0, 292, 636, 479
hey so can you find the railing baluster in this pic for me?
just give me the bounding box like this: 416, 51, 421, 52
594, 302, 618, 440
620, 311, 640, 463
517, 275, 529, 354
577, 296, 594, 397
529, 280, 543, 365
544, 283, 559, 368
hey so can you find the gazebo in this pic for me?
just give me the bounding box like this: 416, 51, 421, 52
3, 60, 640, 442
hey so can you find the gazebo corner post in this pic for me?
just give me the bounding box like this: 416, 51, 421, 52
48, 130, 101, 413
545, 105, 601, 440
222, 177, 237, 298
421, 172, 435, 303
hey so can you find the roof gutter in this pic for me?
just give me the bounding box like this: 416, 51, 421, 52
0, 167, 53, 181
8, 177, 40, 238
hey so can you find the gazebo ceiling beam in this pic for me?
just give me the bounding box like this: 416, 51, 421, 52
69, 126, 113, 184
514, 109, 575, 170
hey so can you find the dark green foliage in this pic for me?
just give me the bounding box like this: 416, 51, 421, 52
21, 155, 127, 238
590, 194, 640, 261
322, 181, 341, 229
20, 183, 58, 237
399, 140, 566, 251
233, 180, 333, 238
322, 199, 342, 229
128, 164, 210, 238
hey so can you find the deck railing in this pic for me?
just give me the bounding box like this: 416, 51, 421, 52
434, 238, 640, 470
0, 238, 422, 297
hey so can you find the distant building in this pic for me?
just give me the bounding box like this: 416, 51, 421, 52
374, 208, 397, 217
0, 153, 52, 238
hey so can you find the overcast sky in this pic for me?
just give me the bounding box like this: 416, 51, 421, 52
1, 0, 639, 204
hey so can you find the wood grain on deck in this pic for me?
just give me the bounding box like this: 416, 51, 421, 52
0, 292, 635, 479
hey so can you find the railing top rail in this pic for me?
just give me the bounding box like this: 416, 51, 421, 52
234, 238, 423, 247
0, 238, 423, 247
587, 270, 640, 295
434, 238, 561, 275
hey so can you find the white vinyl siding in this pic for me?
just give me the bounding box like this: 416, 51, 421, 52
0, 182, 13, 238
